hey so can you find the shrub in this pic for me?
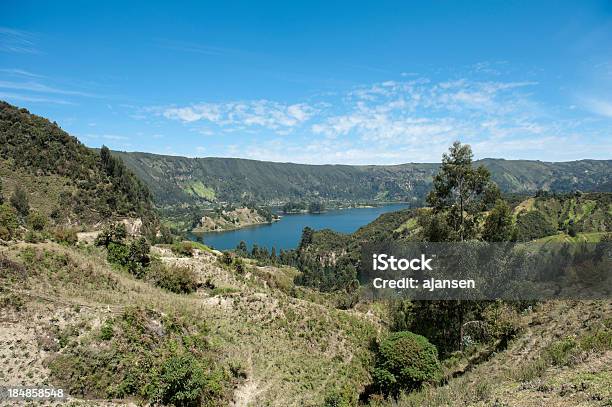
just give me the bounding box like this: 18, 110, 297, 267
155, 354, 210, 406
233, 258, 245, 274
323, 385, 357, 407
25, 230, 43, 243
373, 331, 442, 396
94, 223, 127, 247
51, 227, 78, 245
482, 301, 522, 343
106, 238, 150, 277
47, 307, 228, 405
221, 251, 233, 265
0, 203, 19, 240
27, 210, 47, 231
171, 241, 196, 257
515, 211, 556, 241
149, 261, 199, 294
10, 185, 29, 217
107, 242, 130, 266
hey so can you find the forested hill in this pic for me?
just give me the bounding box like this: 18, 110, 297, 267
0, 101, 156, 228
113, 150, 612, 206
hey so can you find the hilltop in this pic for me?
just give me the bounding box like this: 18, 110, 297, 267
0, 101, 157, 232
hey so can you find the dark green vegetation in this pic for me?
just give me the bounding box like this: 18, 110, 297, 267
48, 307, 229, 405
0, 101, 156, 230
372, 332, 442, 396
95, 223, 199, 294
114, 149, 612, 207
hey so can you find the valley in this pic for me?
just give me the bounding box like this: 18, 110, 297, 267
0, 101, 610, 406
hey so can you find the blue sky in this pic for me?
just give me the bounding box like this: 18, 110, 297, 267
1, 0, 611, 164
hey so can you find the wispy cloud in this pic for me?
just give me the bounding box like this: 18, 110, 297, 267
0, 80, 97, 97
152, 75, 610, 163
156, 39, 251, 57
581, 97, 612, 118
0, 27, 40, 54
0, 92, 73, 105
0, 68, 44, 78
161, 100, 317, 133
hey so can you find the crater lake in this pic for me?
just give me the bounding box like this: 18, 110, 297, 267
190, 203, 408, 251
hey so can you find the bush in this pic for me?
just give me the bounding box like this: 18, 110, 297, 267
47, 307, 228, 405
27, 210, 47, 231
10, 185, 29, 217
51, 227, 78, 245
373, 331, 442, 396
515, 211, 556, 241
482, 301, 522, 343
25, 230, 43, 243
323, 385, 357, 407
149, 261, 199, 294
0, 203, 19, 240
94, 223, 127, 247
171, 241, 196, 257
106, 238, 150, 277
107, 242, 130, 266
155, 354, 211, 406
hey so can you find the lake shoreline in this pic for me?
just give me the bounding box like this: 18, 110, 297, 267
190, 203, 409, 251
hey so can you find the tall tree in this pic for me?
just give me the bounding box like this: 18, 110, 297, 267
426, 141, 498, 241
482, 199, 514, 242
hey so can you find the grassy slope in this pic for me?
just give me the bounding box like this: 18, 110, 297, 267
0, 101, 156, 227
0, 241, 380, 406
389, 301, 611, 407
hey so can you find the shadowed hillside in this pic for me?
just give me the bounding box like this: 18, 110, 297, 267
113, 150, 612, 207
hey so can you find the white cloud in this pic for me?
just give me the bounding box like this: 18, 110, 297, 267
0, 27, 40, 54
155, 76, 610, 164
162, 100, 316, 133
582, 97, 612, 118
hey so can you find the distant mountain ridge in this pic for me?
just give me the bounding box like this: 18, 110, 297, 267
113, 150, 612, 206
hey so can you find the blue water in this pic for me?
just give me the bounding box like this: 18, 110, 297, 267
191, 203, 407, 251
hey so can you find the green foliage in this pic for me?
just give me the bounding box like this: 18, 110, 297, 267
426, 141, 499, 241
27, 210, 47, 231
323, 385, 358, 407
106, 238, 150, 277
106, 242, 131, 266
156, 354, 214, 406
47, 307, 228, 405
417, 211, 451, 242
482, 301, 522, 343
282, 201, 307, 213
113, 149, 612, 207
94, 223, 127, 247
0, 203, 19, 240
308, 201, 325, 213
10, 184, 29, 217
148, 261, 199, 294
51, 227, 77, 245
515, 210, 556, 241
373, 331, 442, 396
0, 102, 157, 227
482, 199, 513, 242
170, 241, 207, 257
221, 251, 233, 265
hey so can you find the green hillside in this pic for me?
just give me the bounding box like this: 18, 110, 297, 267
113, 150, 612, 207
0, 101, 157, 230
